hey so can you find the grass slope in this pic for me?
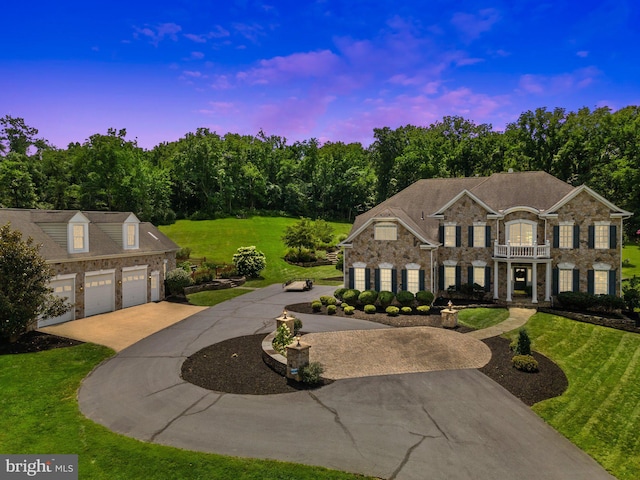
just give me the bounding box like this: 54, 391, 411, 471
0, 345, 369, 480
623, 244, 640, 279
513, 313, 640, 480
457, 308, 509, 330
160, 217, 352, 287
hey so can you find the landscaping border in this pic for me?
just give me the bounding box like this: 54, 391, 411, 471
538, 307, 640, 333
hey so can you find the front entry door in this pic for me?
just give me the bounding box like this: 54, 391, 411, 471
514, 267, 528, 291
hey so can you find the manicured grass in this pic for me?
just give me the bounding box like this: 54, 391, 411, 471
623, 244, 640, 279
187, 288, 252, 306
0, 345, 370, 480
160, 217, 351, 288
509, 313, 640, 480
457, 308, 509, 330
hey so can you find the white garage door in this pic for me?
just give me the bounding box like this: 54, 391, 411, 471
122, 267, 147, 308
85, 272, 115, 317
38, 276, 76, 327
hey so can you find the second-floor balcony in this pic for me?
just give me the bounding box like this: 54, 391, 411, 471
493, 240, 551, 259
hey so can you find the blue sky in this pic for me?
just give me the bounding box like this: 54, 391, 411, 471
1, 0, 639, 150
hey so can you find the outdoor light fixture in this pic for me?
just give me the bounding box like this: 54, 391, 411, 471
282, 309, 287, 319
296, 335, 301, 346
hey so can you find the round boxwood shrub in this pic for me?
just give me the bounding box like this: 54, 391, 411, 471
416, 290, 435, 306
416, 305, 430, 315
386, 306, 400, 317
327, 305, 337, 315
311, 301, 322, 312
342, 289, 361, 306
364, 304, 377, 314
319, 295, 332, 305
334, 287, 348, 300
344, 306, 355, 315
396, 290, 415, 307
325, 296, 337, 306
378, 291, 395, 308
359, 290, 379, 305
512, 354, 539, 372
166, 268, 194, 296
401, 306, 413, 315
293, 318, 303, 335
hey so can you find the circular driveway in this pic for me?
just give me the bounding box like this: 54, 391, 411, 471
79, 285, 614, 480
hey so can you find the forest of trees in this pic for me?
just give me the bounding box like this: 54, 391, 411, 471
1, 105, 639, 236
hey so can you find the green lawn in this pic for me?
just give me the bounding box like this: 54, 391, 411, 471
457, 308, 509, 330
187, 287, 253, 306
508, 313, 640, 480
623, 244, 640, 279
0, 345, 370, 480
160, 217, 352, 288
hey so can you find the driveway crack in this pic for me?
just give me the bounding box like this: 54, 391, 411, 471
307, 391, 364, 457
183, 392, 226, 416
422, 405, 450, 442
180, 317, 224, 356
389, 433, 428, 479
144, 381, 188, 398
252, 318, 273, 335
149, 391, 211, 442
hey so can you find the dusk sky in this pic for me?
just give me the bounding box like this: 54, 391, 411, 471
2, 0, 639, 150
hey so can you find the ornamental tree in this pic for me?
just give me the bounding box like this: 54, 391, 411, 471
232, 246, 266, 278
0, 223, 71, 342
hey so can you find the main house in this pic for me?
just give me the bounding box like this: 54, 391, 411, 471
0, 209, 179, 327
339, 171, 632, 305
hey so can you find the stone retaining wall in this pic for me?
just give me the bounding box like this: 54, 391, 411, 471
183, 277, 246, 295
538, 307, 640, 333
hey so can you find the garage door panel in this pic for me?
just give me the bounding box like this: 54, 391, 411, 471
39, 278, 76, 327
85, 273, 115, 317
122, 268, 147, 308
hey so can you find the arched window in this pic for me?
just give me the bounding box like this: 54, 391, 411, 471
507, 220, 536, 246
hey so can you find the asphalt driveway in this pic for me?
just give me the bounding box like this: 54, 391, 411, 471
78, 285, 614, 479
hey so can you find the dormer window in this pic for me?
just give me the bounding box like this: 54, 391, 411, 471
67, 212, 89, 254
123, 214, 140, 250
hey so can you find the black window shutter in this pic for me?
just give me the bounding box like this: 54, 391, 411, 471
419, 270, 425, 291
573, 225, 580, 249
438, 265, 444, 291
468, 226, 474, 247
374, 269, 380, 291
553, 226, 559, 248
365, 269, 371, 290
485, 225, 491, 248
456, 226, 462, 247
348, 268, 354, 289
552, 268, 559, 295
587, 270, 594, 294
484, 266, 491, 292
455, 266, 461, 289
573, 269, 580, 292
392, 269, 398, 293
468, 266, 473, 285
609, 270, 616, 296
610, 225, 617, 249
588, 226, 595, 249
439, 225, 444, 244
401, 269, 407, 291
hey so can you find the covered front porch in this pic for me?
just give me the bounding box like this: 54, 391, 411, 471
493, 258, 553, 304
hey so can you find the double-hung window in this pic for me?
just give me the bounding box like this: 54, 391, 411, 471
559, 224, 573, 249
473, 224, 486, 247
354, 267, 366, 291
594, 223, 609, 249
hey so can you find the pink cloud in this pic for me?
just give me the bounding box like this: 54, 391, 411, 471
451, 8, 501, 42
238, 50, 342, 85
134, 23, 182, 46
518, 67, 601, 95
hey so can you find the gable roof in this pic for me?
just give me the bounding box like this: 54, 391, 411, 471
343, 171, 629, 244
0, 209, 179, 262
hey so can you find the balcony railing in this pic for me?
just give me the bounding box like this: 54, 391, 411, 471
493, 241, 550, 259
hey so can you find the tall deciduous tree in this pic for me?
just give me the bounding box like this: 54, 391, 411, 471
0, 223, 70, 341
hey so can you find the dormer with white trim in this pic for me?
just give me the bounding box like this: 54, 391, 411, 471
67, 212, 90, 254
123, 213, 140, 250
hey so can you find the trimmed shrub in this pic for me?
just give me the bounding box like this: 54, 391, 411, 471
319, 295, 332, 305
515, 328, 531, 356
232, 246, 266, 278
284, 247, 316, 263
416, 290, 435, 306
325, 296, 337, 306
342, 289, 361, 306
364, 304, 377, 314
166, 268, 194, 296
401, 306, 413, 315
416, 305, 430, 315
176, 247, 192, 261
273, 324, 293, 355
359, 290, 379, 305
396, 290, 415, 307
327, 305, 337, 315
378, 291, 395, 308
293, 318, 303, 335
334, 287, 348, 300
301, 362, 324, 385
311, 301, 322, 312
512, 354, 539, 372
386, 306, 400, 317
344, 306, 355, 315
192, 267, 214, 285
178, 261, 192, 272
557, 291, 597, 310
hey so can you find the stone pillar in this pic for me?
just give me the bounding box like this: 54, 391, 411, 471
441, 307, 458, 328
286, 340, 310, 382
276, 310, 295, 334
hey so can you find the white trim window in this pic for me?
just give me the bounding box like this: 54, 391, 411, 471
559, 269, 573, 292
473, 223, 486, 248
473, 267, 485, 287
73, 224, 85, 250
374, 222, 397, 241
354, 266, 366, 291
594, 270, 609, 295
507, 220, 535, 246
406, 264, 420, 294
379, 267, 393, 292
594, 222, 610, 249
444, 224, 456, 247
559, 222, 573, 249
444, 265, 456, 290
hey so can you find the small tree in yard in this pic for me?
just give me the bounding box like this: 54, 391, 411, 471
232, 246, 266, 278
0, 223, 70, 342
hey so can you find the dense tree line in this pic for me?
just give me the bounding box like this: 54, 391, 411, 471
1, 106, 639, 235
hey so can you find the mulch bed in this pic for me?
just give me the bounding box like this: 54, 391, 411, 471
0, 331, 83, 355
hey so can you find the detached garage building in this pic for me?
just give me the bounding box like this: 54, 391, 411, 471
0, 209, 179, 327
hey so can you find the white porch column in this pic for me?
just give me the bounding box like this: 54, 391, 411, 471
531, 263, 538, 304
545, 261, 552, 301
493, 260, 499, 300
506, 261, 513, 302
